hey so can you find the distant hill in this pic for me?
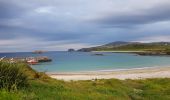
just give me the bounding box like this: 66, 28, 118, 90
78, 41, 170, 52
103, 41, 135, 47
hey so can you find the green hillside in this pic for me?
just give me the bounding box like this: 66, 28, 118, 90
78, 42, 170, 52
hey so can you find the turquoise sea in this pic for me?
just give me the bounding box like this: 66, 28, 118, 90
1, 51, 170, 72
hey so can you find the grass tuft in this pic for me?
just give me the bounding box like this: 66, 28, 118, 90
0, 61, 28, 91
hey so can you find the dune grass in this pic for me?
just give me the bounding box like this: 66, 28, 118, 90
0, 62, 170, 100
0, 62, 28, 91
1, 78, 170, 100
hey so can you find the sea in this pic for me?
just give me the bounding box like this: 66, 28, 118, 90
1, 51, 170, 73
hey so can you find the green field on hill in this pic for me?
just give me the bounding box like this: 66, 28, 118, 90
78, 42, 170, 52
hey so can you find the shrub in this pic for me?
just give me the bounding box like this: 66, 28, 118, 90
0, 61, 28, 91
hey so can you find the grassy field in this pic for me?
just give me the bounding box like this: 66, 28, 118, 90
0, 62, 170, 100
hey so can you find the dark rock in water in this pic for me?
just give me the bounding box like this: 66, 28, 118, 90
32, 50, 46, 54
36, 56, 52, 62
68, 49, 75, 52
38, 59, 52, 62
136, 52, 167, 56
92, 53, 104, 56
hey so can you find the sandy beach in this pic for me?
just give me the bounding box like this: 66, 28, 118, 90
48, 67, 170, 81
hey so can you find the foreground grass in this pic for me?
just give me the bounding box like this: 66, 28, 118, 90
1, 78, 170, 100
0, 62, 170, 100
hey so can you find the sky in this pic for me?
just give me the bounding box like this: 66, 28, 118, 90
0, 0, 170, 52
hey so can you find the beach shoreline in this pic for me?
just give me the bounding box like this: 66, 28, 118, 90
48, 66, 170, 81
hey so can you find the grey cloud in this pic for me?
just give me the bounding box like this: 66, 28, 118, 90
1, 0, 170, 52
0, 1, 27, 19
0, 22, 90, 41
94, 3, 170, 27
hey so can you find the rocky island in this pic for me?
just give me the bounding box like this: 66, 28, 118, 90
68, 49, 75, 52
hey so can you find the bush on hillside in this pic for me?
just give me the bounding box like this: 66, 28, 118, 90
165, 48, 170, 55
0, 61, 28, 90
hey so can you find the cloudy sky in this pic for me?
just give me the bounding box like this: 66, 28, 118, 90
0, 0, 170, 52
